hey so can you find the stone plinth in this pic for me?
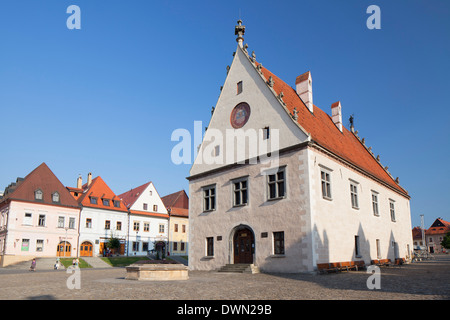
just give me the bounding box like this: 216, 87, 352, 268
125, 263, 189, 281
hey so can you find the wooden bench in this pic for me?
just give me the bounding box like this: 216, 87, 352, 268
339, 261, 358, 272
371, 259, 381, 266
353, 260, 366, 271
317, 263, 339, 274
380, 259, 392, 266
394, 258, 406, 267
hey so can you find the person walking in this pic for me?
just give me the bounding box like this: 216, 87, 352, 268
29, 258, 36, 272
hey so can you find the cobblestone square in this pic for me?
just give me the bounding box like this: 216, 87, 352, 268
0, 255, 448, 300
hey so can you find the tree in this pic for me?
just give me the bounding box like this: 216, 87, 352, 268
441, 232, 450, 250
107, 236, 121, 253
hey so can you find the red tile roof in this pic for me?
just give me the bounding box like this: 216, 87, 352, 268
169, 207, 189, 218
72, 176, 128, 212
161, 190, 189, 218
161, 190, 189, 210
0, 163, 79, 208
117, 182, 151, 209
129, 210, 169, 218
412, 226, 425, 240
425, 218, 450, 235
254, 59, 408, 197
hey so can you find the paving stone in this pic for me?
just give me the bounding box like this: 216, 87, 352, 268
0, 255, 448, 300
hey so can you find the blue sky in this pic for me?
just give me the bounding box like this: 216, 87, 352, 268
0, 0, 449, 228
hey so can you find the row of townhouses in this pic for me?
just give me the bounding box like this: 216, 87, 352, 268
0, 163, 188, 267
1, 21, 416, 273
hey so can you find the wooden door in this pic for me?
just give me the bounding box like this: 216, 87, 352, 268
57, 241, 72, 257
80, 241, 93, 257
233, 228, 254, 264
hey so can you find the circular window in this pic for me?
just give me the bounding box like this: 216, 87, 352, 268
230, 102, 251, 129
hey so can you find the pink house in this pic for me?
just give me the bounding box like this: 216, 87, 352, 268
0, 163, 80, 266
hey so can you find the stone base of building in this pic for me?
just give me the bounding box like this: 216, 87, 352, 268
125, 263, 189, 281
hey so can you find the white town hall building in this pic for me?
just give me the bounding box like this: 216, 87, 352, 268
187, 21, 413, 273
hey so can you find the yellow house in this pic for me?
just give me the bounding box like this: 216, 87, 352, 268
162, 190, 189, 257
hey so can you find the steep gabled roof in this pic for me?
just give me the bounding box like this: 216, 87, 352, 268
247, 49, 408, 197
75, 176, 128, 212
118, 182, 151, 209
162, 190, 189, 218
0, 162, 79, 208
161, 190, 188, 210
412, 226, 425, 240
426, 218, 450, 235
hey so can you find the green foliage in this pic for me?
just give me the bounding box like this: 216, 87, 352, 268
106, 236, 121, 250
441, 232, 450, 249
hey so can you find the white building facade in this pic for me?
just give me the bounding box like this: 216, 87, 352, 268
119, 182, 169, 258
187, 21, 413, 273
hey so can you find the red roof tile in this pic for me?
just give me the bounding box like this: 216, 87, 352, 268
161, 190, 189, 218
161, 190, 189, 210
425, 218, 450, 235
118, 182, 151, 209
0, 163, 79, 208
73, 176, 128, 212
255, 60, 408, 197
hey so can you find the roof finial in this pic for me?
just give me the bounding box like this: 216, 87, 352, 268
349, 114, 355, 133
235, 19, 245, 48
292, 107, 299, 121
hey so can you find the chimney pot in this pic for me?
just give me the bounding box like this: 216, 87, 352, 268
87, 172, 92, 186
77, 175, 82, 189
331, 101, 343, 132
296, 71, 313, 113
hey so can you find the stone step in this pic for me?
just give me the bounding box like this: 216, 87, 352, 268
218, 264, 259, 274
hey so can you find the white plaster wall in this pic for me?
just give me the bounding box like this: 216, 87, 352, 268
2, 201, 80, 257
126, 182, 169, 255
128, 183, 168, 215
190, 46, 309, 177
128, 214, 168, 255
309, 148, 413, 265
189, 149, 314, 273
79, 207, 128, 256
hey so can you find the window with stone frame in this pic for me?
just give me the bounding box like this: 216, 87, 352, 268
233, 177, 248, 206
273, 231, 285, 255
320, 169, 332, 200
203, 185, 216, 211
267, 169, 286, 200
350, 182, 359, 209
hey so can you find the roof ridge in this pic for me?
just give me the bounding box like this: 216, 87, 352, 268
240, 47, 407, 196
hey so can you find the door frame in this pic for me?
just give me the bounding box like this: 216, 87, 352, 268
80, 241, 93, 257
229, 224, 255, 264
57, 241, 72, 257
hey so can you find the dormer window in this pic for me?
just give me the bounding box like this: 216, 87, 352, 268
89, 197, 98, 205
35, 189, 43, 201
113, 200, 120, 208
102, 199, 110, 206
52, 192, 60, 203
